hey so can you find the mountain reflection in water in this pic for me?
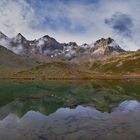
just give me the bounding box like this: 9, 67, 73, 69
0, 80, 140, 140
0, 100, 140, 140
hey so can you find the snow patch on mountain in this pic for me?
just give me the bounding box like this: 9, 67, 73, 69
37, 39, 45, 46
12, 45, 23, 54
109, 40, 121, 50
0, 38, 11, 49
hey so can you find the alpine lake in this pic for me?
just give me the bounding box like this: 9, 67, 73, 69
0, 80, 140, 140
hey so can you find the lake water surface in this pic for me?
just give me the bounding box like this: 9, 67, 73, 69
0, 80, 140, 140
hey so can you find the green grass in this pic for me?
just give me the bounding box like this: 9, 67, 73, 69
0, 80, 140, 117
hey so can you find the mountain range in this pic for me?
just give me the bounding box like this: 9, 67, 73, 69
0, 31, 139, 79
0, 32, 125, 61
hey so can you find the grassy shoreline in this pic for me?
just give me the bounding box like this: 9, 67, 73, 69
0, 73, 140, 82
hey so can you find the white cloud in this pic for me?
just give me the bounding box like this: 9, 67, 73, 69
0, 0, 45, 39
0, 0, 140, 50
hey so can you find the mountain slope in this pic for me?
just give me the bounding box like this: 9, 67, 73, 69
14, 61, 91, 79
0, 45, 38, 76
89, 50, 140, 74
7, 49, 140, 79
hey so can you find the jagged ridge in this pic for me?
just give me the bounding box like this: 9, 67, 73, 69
0, 32, 125, 62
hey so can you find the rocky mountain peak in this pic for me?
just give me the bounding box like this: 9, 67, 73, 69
42, 35, 51, 39
106, 37, 113, 44
37, 35, 59, 45
83, 43, 88, 46
94, 37, 114, 47
17, 33, 23, 36
80, 43, 90, 49
92, 37, 125, 55
12, 33, 28, 46
68, 42, 78, 46
94, 37, 121, 49
16, 33, 26, 40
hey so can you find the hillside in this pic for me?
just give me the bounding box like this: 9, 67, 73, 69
0, 45, 38, 77
12, 50, 140, 80
88, 51, 140, 74
14, 61, 91, 80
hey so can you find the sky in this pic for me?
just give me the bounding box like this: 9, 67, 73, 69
0, 0, 140, 50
